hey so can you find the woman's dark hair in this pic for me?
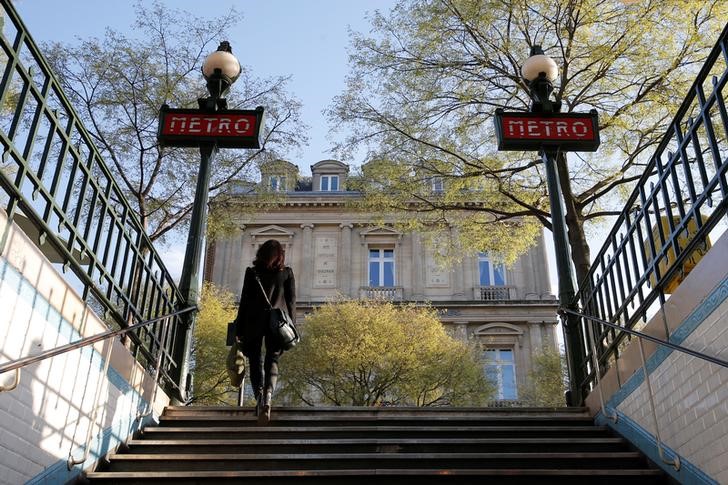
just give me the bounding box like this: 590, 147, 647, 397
253, 239, 286, 271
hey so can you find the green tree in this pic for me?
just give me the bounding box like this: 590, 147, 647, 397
329, 0, 728, 281
520, 348, 567, 407
279, 300, 493, 406
44, 2, 306, 244
189, 282, 238, 405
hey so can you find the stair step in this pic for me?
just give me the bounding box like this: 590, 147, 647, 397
158, 414, 596, 428
87, 406, 666, 483
126, 437, 628, 454
86, 468, 667, 484
142, 425, 614, 440
106, 452, 647, 472
163, 406, 589, 416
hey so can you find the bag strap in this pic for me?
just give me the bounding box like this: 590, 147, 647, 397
254, 273, 274, 309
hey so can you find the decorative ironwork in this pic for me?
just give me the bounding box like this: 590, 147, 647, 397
574, 23, 728, 392
0, 1, 186, 395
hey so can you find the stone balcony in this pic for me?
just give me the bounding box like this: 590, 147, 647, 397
359, 286, 404, 301
474, 285, 517, 301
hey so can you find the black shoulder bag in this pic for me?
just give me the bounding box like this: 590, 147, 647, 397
255, 274, 300, 350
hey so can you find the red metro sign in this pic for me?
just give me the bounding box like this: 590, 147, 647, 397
494, 109, 600, 152
158, 106, 264, 149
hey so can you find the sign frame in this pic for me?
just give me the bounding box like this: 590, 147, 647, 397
494, 109, 600, 152
157, 105, 265, 149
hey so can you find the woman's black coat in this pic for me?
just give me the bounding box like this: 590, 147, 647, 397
234, 266, 296, 354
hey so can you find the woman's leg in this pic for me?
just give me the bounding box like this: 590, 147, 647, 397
261, 335, 282, 419
262, 333, 282, 392
246, 334, 265, 403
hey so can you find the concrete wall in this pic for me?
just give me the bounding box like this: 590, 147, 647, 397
586, 230, 728, 484
0, 209, 169, 484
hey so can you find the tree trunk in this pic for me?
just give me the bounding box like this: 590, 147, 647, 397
556, 152, 591, 287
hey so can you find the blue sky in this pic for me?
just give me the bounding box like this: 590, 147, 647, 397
13, 0, 400, 279
11, 0, 563, 297
14, 0, 399, 174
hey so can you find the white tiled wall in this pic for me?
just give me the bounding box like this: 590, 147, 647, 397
617, 295, 728, 483
0, 210, 169, 484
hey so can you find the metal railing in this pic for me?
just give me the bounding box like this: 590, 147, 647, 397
573, 22, 728, 392
0, 1, 188, 395
570, 22, 728, 472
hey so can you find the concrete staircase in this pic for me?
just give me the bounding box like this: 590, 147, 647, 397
85, 406, 668, 484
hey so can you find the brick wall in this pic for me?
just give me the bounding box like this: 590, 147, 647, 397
0, 209, 169, 484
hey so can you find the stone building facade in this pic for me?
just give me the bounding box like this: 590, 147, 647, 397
204, 159, 559, 402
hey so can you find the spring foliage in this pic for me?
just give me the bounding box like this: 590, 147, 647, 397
279, 300, 494, 406
44, 2, 306, 244
190, 283, 239, 405
520, 349, 568, 407
330, 0, 728, 274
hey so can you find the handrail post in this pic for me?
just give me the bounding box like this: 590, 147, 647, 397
136, 317, 171, 425
637, 337, 681, 470
67, 336, 114, 470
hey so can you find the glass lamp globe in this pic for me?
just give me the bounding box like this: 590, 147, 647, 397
202, 44, 241, 84
521, 54, 559, 83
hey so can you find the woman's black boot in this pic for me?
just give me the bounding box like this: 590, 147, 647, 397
262, 388, 273, 421
254, 388, 263, 417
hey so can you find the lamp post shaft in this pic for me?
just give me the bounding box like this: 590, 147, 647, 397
542, 150, 586, 406
173, 142, 217, 403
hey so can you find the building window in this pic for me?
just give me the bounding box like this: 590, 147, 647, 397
484, 348, 517, 399
320, 175, 339, 191
270, 175, 287, 192
368, 248, 395, 287
478, 253, 506, 285
431, 177, 444, 193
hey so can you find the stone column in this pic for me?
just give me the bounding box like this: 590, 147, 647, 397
394, 236, 403, 298
411, 232, 424, 299
339, 223, 353, 297
451, 227, 465, 299
454, 321, 469, 342
229, 229, 244, 293
462, 253, 474, 300
300, 223, 314, 300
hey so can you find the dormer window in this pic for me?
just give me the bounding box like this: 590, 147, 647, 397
270, 175, 287, 192
320, 175, 339, 191
431, 177, 444, 193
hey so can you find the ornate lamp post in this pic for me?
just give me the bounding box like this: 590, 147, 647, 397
173, 42, 241, 402
520, 46, 587, 406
